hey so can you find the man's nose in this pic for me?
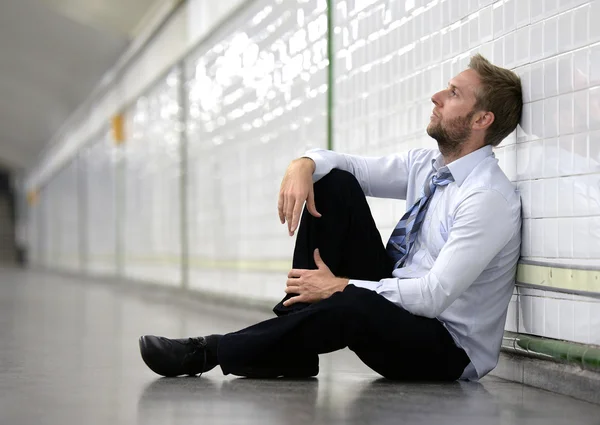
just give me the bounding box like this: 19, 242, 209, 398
431, 91, 442, 107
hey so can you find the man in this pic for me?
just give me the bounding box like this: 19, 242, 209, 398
139, 54, 523, 381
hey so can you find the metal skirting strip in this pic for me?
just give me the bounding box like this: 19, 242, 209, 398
502, 331, 600, 372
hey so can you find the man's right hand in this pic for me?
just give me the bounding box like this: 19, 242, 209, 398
278, 158, 321, 236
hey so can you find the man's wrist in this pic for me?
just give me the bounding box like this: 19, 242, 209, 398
337, 278, 349, 290
297, 157, 316, 174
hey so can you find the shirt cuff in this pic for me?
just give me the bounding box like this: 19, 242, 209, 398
302, 149, 333, 183
348, 279, 380, 291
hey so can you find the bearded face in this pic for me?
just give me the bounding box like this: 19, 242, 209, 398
427, 110, 476, 154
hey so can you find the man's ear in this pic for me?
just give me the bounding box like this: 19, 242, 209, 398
473, 110, 494, 131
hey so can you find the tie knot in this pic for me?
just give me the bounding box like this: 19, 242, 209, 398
432, 170, 454, 187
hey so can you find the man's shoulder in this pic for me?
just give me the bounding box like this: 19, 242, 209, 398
462, 157, 521, 207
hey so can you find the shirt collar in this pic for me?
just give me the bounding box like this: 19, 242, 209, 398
431, 145, 494, 187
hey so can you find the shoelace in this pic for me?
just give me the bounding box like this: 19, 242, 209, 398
182, 337, 207, 377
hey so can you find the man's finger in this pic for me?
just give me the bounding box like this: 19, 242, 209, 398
284, 285, 301, 294
283, 295, 305, 307
288, 269, 304, 278
314, 248, 326, 269
286, 278, 301, 287
278, 192, 285, 224
290, 198, 304, 234
285, 196, 295, 234
306, 189, 321, 218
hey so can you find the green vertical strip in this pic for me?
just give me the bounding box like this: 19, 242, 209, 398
327, 0, 334, 151
178, 64, 189, 290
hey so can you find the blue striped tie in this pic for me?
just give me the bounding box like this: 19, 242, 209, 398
386, 167, 454, 269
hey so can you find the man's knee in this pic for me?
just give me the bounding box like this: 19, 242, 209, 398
314, 169, 363, 200
321, 284, 370, 313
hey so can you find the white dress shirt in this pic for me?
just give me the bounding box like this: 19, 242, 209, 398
303, 145, 522, 380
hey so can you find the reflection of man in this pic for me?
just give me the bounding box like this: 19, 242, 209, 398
139, 54, 523, 381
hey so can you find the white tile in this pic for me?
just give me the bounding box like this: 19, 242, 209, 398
544, 59, 559, 98
531, 100, 544, 140
591, 44, 600, 88
530, 218, 544, 257
572, 217, 590, 258
557, 10, 573, 54
558, 93, 574, 136
543, 177, 558, 217
518, 294, 533, 333
572, 4, 589, 50
573, 300, 591, 344
573, 90, 588, 134
591, 0, 600, 43
530, 20, 544, 64
589, 301, 600, 345
545, 218, 559, 258
478, 6, 493, 44
505, 298, 518, 332
543, 97, 559, 138
590, 87, 600, 131
590, 131, 600, 172
589, 217, 600, 259
515, 0, 530, 29
530, 179, 544, 218
557, 176, 575, 217
543, 16, 558, 58
574, 173, 591, 215
544, 0, 559, 18
558, 135, 574, 176
543, 138, 559, 178
573, 48, 589, 91
530, 62, 544, 102
530, 0, 544, 24
558, 53, 573, 95
531, 294, 545, 336
514, 26, 529, 68
493, 1, 504, 39
558, 296, 575, 341
544, 297, 561, 339
557, 217, 573, 258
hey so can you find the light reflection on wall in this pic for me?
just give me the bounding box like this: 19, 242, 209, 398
184, 0, 328, 299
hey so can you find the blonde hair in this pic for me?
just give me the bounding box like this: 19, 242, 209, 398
468, 54, 523, 147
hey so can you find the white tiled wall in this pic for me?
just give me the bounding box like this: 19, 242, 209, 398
122, 69, 183, 286
82, 131, 117, 277
332, 0, 600, 345
184, 0, 328, 303
37, 160, 80, 272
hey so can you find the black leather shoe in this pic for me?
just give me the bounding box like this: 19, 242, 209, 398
139, 335, 217, 377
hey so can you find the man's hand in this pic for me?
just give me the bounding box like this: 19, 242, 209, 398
284, 249, 349, 307
278, 158, 321, 236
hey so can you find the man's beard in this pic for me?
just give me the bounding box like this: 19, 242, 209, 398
426, 110, 475, 156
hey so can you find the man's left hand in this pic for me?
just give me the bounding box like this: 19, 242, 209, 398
284, 249, 349, 307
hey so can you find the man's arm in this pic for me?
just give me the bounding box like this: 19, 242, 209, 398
351, 189, 516, 318
278, 149, 414, 236
302, 149, 411, 199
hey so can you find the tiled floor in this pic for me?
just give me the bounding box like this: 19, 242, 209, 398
0, 267, 598, 425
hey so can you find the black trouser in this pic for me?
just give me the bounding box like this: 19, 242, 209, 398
218, 170, 470, 381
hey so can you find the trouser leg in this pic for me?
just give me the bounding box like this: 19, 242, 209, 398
219, 285, 470, 381
273, 169, 393, 316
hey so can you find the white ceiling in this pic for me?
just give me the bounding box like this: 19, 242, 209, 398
0, 0, 160, 171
